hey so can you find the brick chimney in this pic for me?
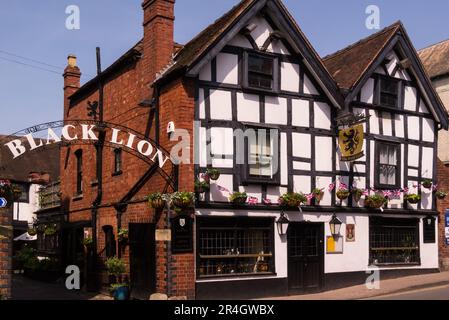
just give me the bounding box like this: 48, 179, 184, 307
63, 55, 81, 118
141, 0, 175, 99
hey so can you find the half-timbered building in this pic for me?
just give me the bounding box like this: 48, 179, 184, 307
58, 0, 448, 299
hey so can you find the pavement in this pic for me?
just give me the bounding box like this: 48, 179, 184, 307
11, 274, 112, 300
365, 284, 449, 300
264, 271, 449, 300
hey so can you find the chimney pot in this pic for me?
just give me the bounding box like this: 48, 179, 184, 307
67, 55, 77, 67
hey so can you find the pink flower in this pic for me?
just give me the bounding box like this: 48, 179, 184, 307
402, 187, 409, 195
263, 198, 272, 205
328, 183, 336, 192
247, 197, 258, 205
362, 189, 370, 196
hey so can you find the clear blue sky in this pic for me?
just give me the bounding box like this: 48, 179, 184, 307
1, 0, 448, 134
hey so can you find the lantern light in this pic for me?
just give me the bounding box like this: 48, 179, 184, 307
329, 213, 343, 239
276, 211, 290, 236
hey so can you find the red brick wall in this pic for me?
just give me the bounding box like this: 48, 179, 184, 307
436, 159, 449, 270
60, 0, 196, 298
0, 207, 12, 299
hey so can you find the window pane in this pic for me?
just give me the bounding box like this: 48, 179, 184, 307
248, 55, 273, 75
379, 145, 389, 164
248, 73, 272, 89
249, 129, 275, 178
370, 219, 419, 265
381, 79, 398, 94
198, 218, 274, 277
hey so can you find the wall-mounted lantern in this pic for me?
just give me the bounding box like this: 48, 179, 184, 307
276, 211, 290, 236
329, 213, 343, 239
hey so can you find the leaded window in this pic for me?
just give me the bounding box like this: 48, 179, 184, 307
197, 217, 275, 278
370, 218, 420, 265
375, 141, 400, 188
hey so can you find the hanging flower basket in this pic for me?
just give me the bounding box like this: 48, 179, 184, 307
352, 189, 364, 203
312, 189, 324, 205
405, 194, 421, 204
0, 180, 13, 205
194, 180, 210, 194
172, 192, 195, 209
422, 179, 433, 189
27, 228, 37, 236
206, 168, 221, 181
436, 191, 448, 200
365, 195, 387, 209
148, 193, 166, 210
336, 189, 351, 201
229, 192, 248, 205
82, 237, 93, 248
278, 193, 307, 208
44, 224, 58, 236
12, 185, 22, 201
118, 229, 128, 245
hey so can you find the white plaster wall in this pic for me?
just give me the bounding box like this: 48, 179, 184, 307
210, 175, 233, 202
199, 61, 212, 81
315, 136, 333, 172
228, 34, 253, 48
314, 102, 331, 130
216, 53, 239, 85
408, 144, 419, 168
421, 147, 434, 179
13, 184, 39, 223
249, 15, 273, 49
422, 118, 435, 143
195, 210, 439, 283
199, 89, 205, 119
315, 176, 332, 206
369, 110, 379, 134
404, 86, 418, 111
209, 89, 232, 120
280, 132, 288, 186
304, 74, 318, 95
394, 114, 405, 138
361, 78, 374, 104
210, 127, 234, 168
382, 112, 393, 136
292, 133, 311, 158
407, 116, 420, 141
281, 62, 300, 93
237, 92, 259, 122
265, 96, 287, 125
292, 99, 309, 127
293, 175, 311, 194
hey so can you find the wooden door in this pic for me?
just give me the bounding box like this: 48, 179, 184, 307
287, 223, 324, 294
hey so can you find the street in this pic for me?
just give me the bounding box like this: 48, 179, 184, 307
367, 284, 449, 300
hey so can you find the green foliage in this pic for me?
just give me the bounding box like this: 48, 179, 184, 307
422, 179, 433, 188
229, 192, 248, 203
82, 237, 93, 247
44, 224, 58, 236
14, 247, 37, 268
405, 194, 421, 204
172, 191, 195, 208
205, 168, 220, 180
118, 229, 128, 239
436, 191, 448, 199
312, 188, 324, 195
365, 195, 387, 208
279, 192, 307, 207
105, 257, 126, 277
336, 189, 351, 200
147, 192, 163, 202
194, 180, 210, 193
